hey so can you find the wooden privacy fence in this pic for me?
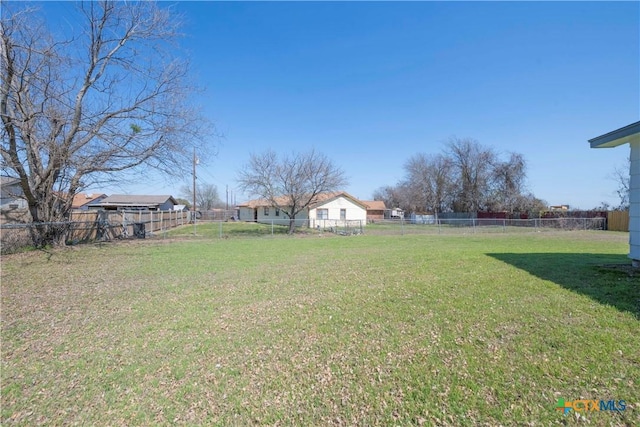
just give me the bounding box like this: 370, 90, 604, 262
67, 210, 190, 241
1, 209, 191, 253
607, 210, 629, 232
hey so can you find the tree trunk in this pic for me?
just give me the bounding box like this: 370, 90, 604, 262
27, 200, 70, 248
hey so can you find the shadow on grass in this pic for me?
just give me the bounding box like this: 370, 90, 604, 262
487, 252, 640, 319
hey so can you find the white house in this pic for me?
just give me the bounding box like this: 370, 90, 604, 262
589, 121, 640, 267
238, 192, 368, 228
238, 198, 304, 223
308, 192, 368, 229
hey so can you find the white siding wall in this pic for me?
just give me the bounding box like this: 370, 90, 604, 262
308, 197, 367, 229
159, 201, 175, 211
238, 207, 255, 221
254, 206, 309, 225
295, 209, 309, 221
629, 141, 640, 265
256, 206, 282, 224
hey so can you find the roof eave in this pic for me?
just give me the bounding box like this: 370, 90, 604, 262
589, 121, 640, 148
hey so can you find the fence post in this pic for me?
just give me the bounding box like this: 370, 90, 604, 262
219, 220, 223, 239
472, 218, 476, 233
503, 219, 506, 232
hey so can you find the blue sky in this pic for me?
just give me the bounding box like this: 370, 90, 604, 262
60, 1, 640, 208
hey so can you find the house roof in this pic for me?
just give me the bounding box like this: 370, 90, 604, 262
308, 192, 367, 209
71, 193, 107, 208
238, 198, 280, 209
239, 194, 320, 208
589, 121, 640, 148
239, 191, 367, 209
361, 200, 386, 211
90, 194, 177, 207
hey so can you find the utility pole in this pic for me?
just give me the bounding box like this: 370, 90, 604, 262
192, 148, 198, 234
226, 185, 229, 211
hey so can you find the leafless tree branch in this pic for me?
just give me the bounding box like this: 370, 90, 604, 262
610, 157, 630, 210
1, 1, 214, 246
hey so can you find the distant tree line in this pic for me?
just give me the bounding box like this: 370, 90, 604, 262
374, 137, 547, 216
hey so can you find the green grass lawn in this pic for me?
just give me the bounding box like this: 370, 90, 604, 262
165, 221, 294, 239
1, 231, 638, 426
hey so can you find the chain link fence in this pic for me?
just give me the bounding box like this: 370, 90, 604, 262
365, 217, 607, 236
166, 218, 364, 239
165, 217, 606, 239
1, 214, 609, 253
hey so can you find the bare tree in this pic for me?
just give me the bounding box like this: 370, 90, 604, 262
1, 1, 211, 247
513, 192, 547, 216
372, 185, 406, 214
237, 149, 347, 234
388, 138, 535, 216
487, 152, 527, 213
174, 198, 192, 210
610, 157, 630, 210
447, 137, 496, 212
181, 182, 222, 211
402, 153, 453, 217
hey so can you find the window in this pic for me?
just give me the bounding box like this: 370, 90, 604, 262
340, 209, 346, 220
263, 207, 269, 216
317, 209, 328, 220
275, 208, 280, 216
